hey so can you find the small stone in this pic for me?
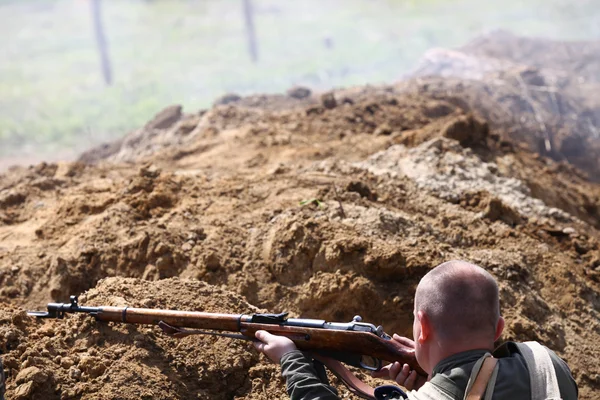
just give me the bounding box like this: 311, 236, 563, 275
186, 232, 197, 241
61, 357, 74, 369
79, 356, 106, 378
15, 366, 48, 385
4, 329, 18, 341
321, 92, 337, 109
69, 367, 82, 380
153, 242, 169, 256
156, 256, 172, 271
14, 381, 34, 399
114, 347, 127, 357
38, 325, 55, 337
181, 242, 193, 252
562, 227, 577, 235
213, 93, 241, 106
139, 165, 160, 178
306, 105, 324, 115
346, 181, 377, 201
133, 334, 146, 348
268, 163, 288, 175
287, 86, 311, 99
203, 251, 221, 271
374, 124, 393, 136
193, 227, 207, 241
142, 265, 158, 281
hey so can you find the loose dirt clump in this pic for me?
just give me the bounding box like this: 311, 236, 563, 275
1, 32, 600, 399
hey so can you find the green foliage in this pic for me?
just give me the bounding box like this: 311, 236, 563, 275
299, 198, 325, 209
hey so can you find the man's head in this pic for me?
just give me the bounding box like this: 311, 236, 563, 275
412, 260, 504, 373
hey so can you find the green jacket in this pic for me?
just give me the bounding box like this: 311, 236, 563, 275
280, 342, 578, 400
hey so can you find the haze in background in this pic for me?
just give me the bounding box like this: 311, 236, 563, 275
1, 0, 599, 168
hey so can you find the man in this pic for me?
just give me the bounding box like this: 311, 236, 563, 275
254, 260, 578, 399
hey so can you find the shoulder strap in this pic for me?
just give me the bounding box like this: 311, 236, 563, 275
464, 356, 498, 400
312, 355, 376, 399
519, 341, 562, 400
429, 373, 464, 399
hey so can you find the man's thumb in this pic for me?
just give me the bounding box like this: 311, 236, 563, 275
255, 330, 272, 342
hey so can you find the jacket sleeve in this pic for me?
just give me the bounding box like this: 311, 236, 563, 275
280, 350, 340, 400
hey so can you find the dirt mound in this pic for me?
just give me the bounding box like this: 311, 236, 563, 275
1, 33, 600, 399
405, 31, 600, 182
78, 89, 320, 165
0, 278, 276, 400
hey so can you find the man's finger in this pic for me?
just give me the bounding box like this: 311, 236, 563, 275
389, 362, 402, 381
394, 364, 410, 386
404, 370, 417, 391
370, 364, 392, 378
392, 334, 415, 348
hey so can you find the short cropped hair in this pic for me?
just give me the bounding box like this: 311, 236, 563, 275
415, 260, 500, 341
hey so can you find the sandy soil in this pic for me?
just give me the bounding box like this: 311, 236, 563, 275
1, 32, 599, 399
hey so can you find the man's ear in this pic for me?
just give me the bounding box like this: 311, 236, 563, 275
494, 317, 505, 341
417, 310, 430, 343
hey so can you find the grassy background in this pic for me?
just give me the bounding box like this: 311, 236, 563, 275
1, 0, 599, 164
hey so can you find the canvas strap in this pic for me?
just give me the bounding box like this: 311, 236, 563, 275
520, 341, 562, 400
465, 356, 498, 400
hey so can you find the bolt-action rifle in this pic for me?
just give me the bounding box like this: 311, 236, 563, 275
29, 296, 425, 399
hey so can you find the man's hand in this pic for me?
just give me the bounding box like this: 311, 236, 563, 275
371, 334, 428, 391
253, 330, 298, 363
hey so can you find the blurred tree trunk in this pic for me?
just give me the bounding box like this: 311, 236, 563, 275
91, 0, 113, 85
243, 0, 258, 63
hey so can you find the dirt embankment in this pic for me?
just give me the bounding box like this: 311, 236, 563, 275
406, 30, 600, 182
1, 32, 600, 399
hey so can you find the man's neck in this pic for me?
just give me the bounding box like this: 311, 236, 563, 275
428, 339, 494, 373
